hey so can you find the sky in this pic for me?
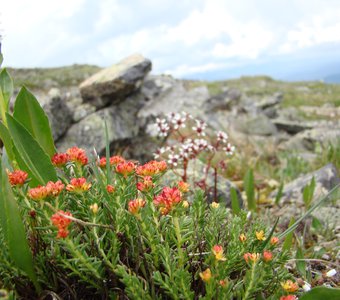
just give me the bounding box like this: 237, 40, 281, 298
1, 0, 340, 80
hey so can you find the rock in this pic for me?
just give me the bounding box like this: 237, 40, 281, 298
40, 88, 73, 141
255, 92, 283, 110
79, 54, 151, 108
162, 160, 243, 207
203, 88, 241, 112
56, 93, 146, 154
273, 119, 314, 134
236, 115, 278, 136
271, 163, 340, 204
280, 127, 340, 151
138, 76, 210, 120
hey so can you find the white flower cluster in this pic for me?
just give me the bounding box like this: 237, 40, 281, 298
155, 118, 170, 137
192, 120, 207, 137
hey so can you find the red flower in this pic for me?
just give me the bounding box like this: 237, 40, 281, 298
116, 161, 136, 177
106, 184, 115, 193
154, 187, 182, 215
46, 180, 65, 197
7, 169, 28, 186
244, 252, 260, 263
110, 155, 125, 165
66, 147, 88, 165
178, 181, 189, 193
128, 198, 146, 215
137, 176, 154, 192
51, 210, 72, 239
66, 178, 91, 193
28, 186, 49, 200
280, 295, 297, 300
263, 250, 273, 262
136, 160, 167, 176
51, 153, 69, 167
270, 236, 279, 246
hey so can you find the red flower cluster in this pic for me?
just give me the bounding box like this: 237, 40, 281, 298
136, 160, 167, 176
116, 161, 136, 177
66, 177, 91, 193
154, 187, 182, 215
280, 296, 297, 300
106, 184, 115, 193
99, 155, 125, 168
137, 176, 154, 192
51, 153, 69, 167
7, 169, 28, 186
28, 180, 65, 200
51, 210, 72, 238
52, 147, 88, 166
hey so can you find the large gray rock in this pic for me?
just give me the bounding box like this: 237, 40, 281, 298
236, 115, 278, 136
56, 93, 146, 154
138, 75, 210, 120
203, 88, 241, 112
273, 119, 314, 134
271, 163, 339, 203
280, 127, 340, 151
79, 54, 151, 108
40, 88, 73, 141
255, 92, 283, 110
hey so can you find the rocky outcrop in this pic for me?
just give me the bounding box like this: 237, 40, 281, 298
80, 54, 151, 108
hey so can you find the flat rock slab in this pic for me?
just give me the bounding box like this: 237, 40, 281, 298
80, 54, 151, 108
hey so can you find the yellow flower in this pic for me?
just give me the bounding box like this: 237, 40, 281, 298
212, 245, 227, 261
182, 200, 189, 208
90, 203, 99, 214
239, 233, 247, 242
211, 202, 220, 208
281, 280, 298, 293
255, 230, 266, 241
199, 268, 212, 282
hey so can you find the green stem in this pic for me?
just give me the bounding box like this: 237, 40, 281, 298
243, 262, 256, 300
173, 216, 184, 267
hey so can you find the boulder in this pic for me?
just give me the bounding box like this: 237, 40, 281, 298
271, 163, 339, 204
255, 92, 283, 110
203, 88, 241, 112
79, 54, 151, 108
41, 88, 73, 141
56, 93, 146, 154
236, 115, 278, 136
273, 119, 313, 134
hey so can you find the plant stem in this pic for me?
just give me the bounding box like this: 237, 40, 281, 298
243, 262, 256, 300
173, 216, 184, 267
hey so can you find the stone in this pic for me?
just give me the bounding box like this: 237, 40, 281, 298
255, 92, 283, 110
270, 163, 340, 204
40, 88, 73, 141
273, 119, 314, 134
237, 115, 278, 136
79, 54, 151, 108
203, 88, 241, 112
56, 93, 146, 154
280, 127, 340, 151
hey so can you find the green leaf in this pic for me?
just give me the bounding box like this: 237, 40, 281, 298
296, 247, 306, 278
303, 177, 315, 209
230, 187, 241, 214
0, 152, 41, 292
282, 217, 295, 252
275, 182, 284, 205
299, 287, 340, 300
243, 169, 256, 211
0, 68, 13, 109
13, 86, 56, 157
6, 113, 57, 186
0, 121, 15, 162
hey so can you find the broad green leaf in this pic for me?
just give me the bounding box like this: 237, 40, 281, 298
6, 113, 57, 186
243, 169, 256, 211
282, 217, 295, 252
13, 86, 56, 157
230, 187, 241, 214
299, 287, 340, 300
0, 153, 41, 292
0, 68, 13, 110
0, 121, 15, 162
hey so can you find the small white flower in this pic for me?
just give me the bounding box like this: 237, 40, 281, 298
224, 143, 235, 155
326, 269, 337, 277
168, 153, 181, 167
302, 281, 311, 292
217, 131, 228, 143
192, 120, 207, 136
